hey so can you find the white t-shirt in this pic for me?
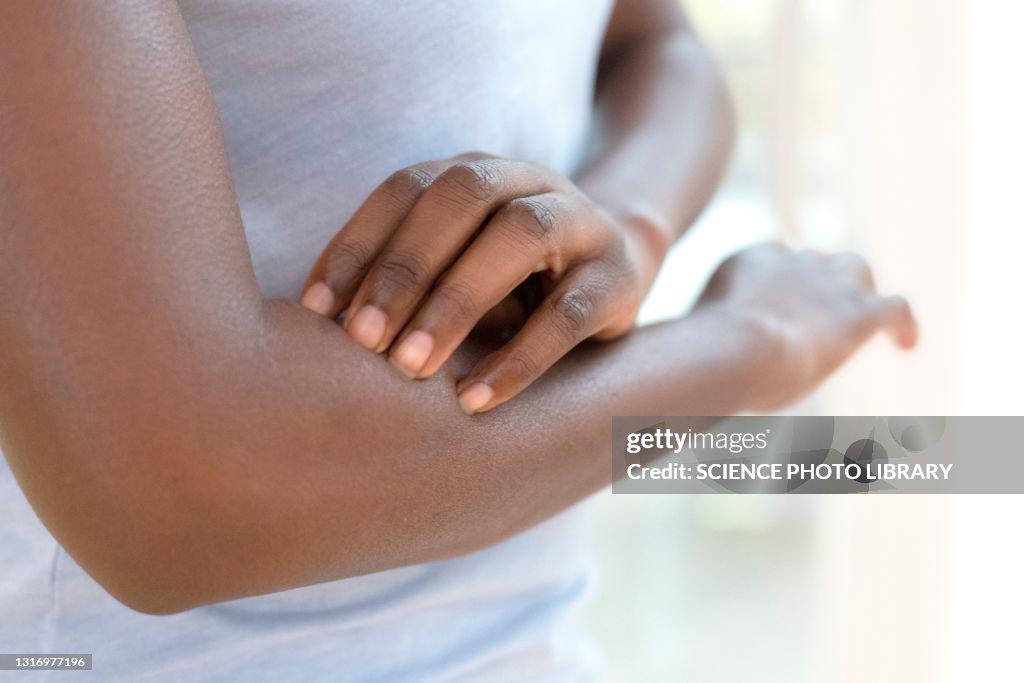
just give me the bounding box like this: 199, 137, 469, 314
0, 1, 613, 680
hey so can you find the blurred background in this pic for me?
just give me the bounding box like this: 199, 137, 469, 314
583, 0, 1024, 680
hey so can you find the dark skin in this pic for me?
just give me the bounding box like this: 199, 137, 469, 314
302, 2, 736, 413
0, 0, 915, 615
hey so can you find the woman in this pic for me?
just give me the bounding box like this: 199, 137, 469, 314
0, 1, 915, 680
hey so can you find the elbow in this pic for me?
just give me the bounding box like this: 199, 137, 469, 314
49, 472, 237, 616
9, 459, 221, 615
103, 577, 196, 617
78, 531, 215, 616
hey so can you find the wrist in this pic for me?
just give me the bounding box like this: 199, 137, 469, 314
701, 302, 800, 412
612, 205, 672, 292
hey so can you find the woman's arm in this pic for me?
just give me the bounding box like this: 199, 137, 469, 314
0, 0, 911, 615
578, 0, 735, 254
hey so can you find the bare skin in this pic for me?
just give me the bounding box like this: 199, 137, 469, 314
0, 0, 915, 616
302, 2, 736, 413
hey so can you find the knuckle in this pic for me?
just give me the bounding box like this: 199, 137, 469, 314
500, 348, 539, 384
381, 167, 435, 207
325, 239, 373, 277
436, 161, 503, 206
549, 286, 597, 340
504, 197, 558, 247
430, 280, 480, 324
373, 247, 430, 291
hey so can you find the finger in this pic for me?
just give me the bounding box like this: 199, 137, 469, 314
456, 264, 616, 414
873, 294, 918, 349
343, 159, 565, 353
476, 276, 547, 339
300, 160, 452, 318
388, 193, 589, 379
829, 251, 875, 290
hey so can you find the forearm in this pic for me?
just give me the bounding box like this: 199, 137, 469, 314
252, 297, 771, 574
53, 298, 772, 614
577, 8, 735, 260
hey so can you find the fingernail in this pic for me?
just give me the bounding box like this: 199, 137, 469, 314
458, 382, 494, 414
390, 331, 434, 379
300, 282, 335, 316
347, 305, 387, 351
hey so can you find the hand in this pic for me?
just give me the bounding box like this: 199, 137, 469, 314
696, 243, 918, 410
300, 153, 668, 413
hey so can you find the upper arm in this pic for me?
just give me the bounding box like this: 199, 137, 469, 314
601, 0, 689, 63
0, 1, 271, 608
0, 0, 262, 323
0, 2, 265, 425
